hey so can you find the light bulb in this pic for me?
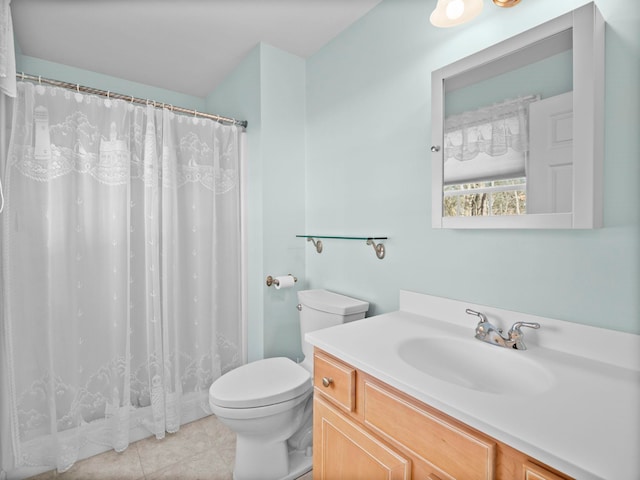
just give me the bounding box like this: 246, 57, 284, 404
446, 0, 465, 20
430, 0, 483, 28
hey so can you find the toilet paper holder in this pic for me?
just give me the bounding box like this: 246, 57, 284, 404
265, 274, 298, 287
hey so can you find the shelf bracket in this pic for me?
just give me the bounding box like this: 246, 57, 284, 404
307, 237, 323, 254
366, 239, 386, 260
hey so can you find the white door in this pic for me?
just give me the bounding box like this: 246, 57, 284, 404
527, 91, 573, 214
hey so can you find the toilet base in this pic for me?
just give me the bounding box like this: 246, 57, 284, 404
281, 447, 313, 480
232, 440, 312, 480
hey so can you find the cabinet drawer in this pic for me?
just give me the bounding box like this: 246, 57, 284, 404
523, 461, 572, 480
363, 380, 496, 480
313, 351, 356, 412
314, 395, 410, 480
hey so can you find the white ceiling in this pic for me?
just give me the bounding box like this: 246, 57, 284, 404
12, 0, 383, 98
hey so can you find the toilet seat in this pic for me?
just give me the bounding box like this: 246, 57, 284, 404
209, 357, 311, 409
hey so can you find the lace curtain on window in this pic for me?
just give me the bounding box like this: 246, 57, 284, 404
0, 82, 243, 472
443, 95, 539, 185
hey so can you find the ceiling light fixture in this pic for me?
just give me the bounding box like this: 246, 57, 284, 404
430, 0, 483, 28
493, 0, 521, 7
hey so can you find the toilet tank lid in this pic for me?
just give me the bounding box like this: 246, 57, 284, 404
297, 289, 369, 315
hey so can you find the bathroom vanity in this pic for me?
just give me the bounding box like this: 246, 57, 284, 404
313, 351, 566, 479
307, 291, 640, 480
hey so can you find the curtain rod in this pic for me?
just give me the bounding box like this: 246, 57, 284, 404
16, 72, 248, 129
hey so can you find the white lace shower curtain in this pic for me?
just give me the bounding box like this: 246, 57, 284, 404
0, 82, 243, 473
0, 0, 16, 98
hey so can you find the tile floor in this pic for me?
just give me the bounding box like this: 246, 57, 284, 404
27, 415, 313, 480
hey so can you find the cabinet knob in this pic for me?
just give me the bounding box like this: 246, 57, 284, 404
322, 377, 333, 388
430, 145, 441, 152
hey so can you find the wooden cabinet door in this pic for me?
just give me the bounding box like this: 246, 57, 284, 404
363, 380, 496, 480
314, 395, 410, 480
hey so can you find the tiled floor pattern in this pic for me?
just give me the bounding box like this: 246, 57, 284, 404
27, 415, 313, 480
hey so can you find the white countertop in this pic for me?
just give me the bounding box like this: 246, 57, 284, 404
306, 291, 640, 480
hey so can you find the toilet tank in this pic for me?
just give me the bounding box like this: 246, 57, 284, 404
297, 289, 369, 371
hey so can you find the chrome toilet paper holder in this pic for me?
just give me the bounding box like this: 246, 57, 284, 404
265, 274, 298, 287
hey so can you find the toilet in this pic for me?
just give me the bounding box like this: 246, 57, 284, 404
209, 289, 369, 480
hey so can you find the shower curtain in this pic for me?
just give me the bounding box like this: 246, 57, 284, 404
0, 82, 244, 473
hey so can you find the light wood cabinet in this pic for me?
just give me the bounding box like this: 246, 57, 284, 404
314, 395, 411, 480
523, 461, 571, 480
363, 380, 495, 480
313, 351, 356, 413
313, 349, 573, 480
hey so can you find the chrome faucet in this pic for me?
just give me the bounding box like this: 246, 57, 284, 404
466, 309, 540, 350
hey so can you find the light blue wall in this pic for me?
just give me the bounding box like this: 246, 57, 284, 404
258, 45, 306, 361
305, 0, 640, 334
207, 44, 307, 361
206, 46, 265, 362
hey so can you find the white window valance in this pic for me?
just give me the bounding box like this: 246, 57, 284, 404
443, 95, 539, 185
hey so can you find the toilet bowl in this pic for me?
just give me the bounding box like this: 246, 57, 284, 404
208, 289, 369, 480
209, 357, 313, 480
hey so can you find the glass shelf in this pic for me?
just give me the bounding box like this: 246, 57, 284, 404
296, 235, 388, 240
296, 235, 387, 259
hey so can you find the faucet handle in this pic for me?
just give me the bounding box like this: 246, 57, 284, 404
507, 322, 540, 350
466, 309, 488, 323
508, 321, 541, 334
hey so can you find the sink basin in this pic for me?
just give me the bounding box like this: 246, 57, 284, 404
398, 337, 555, 395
